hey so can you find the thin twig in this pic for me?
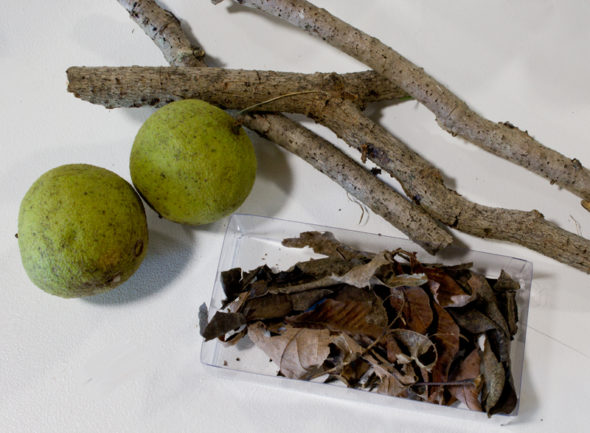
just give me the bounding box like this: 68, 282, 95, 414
238, 90, 324, 114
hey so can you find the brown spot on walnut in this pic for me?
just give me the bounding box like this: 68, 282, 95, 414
134, 239, 144, 257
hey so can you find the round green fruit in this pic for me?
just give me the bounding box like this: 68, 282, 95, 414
129, 99, 257, 225
18, 164, 149, 298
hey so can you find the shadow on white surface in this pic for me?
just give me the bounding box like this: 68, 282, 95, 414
177, 18, 226, 68
120, 105, 156, 127
71, 11, 169, 66
364, 98, 410, 127
83, 226, 195, 305
501, 355, 540, 427
237, 132, 293, 217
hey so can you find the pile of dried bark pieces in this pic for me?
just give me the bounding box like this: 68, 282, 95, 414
201, 232, 521, 416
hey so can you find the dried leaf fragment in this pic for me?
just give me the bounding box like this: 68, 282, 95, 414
493, 270, 520, 336
202, 231, 521, 415
389, 286, 433, 334
449, 348, 483, 411
482, 336, 505, 414
390, 329, 438, 371
423, 266, 474, 307
429, 303, 460, 405
467, 273, 510, 337
282, 231, 371, 260
247, 322, 333, 379
380, 273, 429, 289
202, 311, 247, 341
287, 297, 385, 338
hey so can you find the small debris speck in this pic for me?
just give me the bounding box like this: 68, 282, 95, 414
236, 357, 240, 362
223, 360, 228, 366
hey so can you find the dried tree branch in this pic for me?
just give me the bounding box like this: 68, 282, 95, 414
66, 66, 408, 109
226, 0, 590, 208
111, 0, 451, 253
74, 0, 590, 270
312, 99, 590, 273
117, 0, 206, 66
241, 112, 453, 253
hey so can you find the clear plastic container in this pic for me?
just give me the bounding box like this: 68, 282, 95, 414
201, 214, 532, 419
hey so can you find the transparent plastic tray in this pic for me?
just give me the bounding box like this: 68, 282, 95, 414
201, 214, 532, 419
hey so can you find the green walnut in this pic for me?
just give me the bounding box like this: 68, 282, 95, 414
18, 164, 149, 298
130, 99, 257, 225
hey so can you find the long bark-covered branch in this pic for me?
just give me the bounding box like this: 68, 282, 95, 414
313, 99, 590, 273
70, 63, 590, 270
66, 66, 408, 109
110, 0, 590, 270
241, 112, 453, 253
227, 0, 590, 207
113, 0, 450, 253
117, 0, 206, 67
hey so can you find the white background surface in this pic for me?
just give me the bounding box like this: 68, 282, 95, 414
1, 1, 590, 432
